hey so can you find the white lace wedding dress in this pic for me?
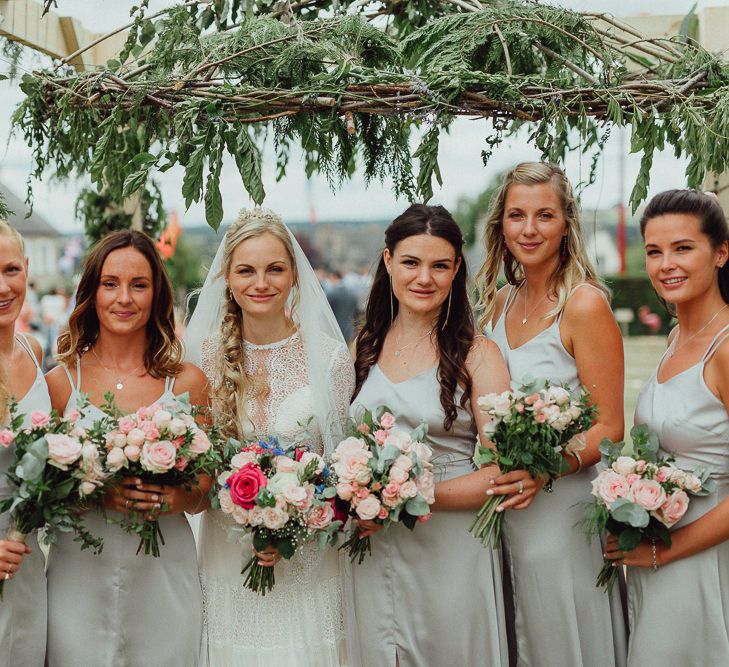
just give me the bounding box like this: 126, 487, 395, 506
197, 332, 355, 666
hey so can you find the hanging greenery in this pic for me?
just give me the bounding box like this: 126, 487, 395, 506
9, 0, 729, 233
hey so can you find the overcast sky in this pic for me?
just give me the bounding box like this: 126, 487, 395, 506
0, 1, 720, 232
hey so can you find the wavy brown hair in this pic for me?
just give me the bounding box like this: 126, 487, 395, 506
56, 230, 183, 377
353, 204, 474, 430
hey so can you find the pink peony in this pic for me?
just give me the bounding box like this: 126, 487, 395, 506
140, 440, 177, 473
379, 412, 396, 430
117, 417, 136, 435
631, 479, 667, 511
307, 503, 335, 529
227, 463, 267, 509
31, 411, 51, 428
653, 489, 690, 528
0, 430, 14, 447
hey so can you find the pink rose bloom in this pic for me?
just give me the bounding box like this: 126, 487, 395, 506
189, 430, 211, 455
381, 482, 401, 508
124, 444, 141, 462
0, 430, 14, 447
274, 455, 298, 473
379, 412, 396, 430
356, 423, 370, 435
65, 409, 80, 423
389, 466, 409, 485
535, 412, 548, 424
355, 487, 370, 500
653, 466, 671, 484
373, 429, 387, 445
307, 503, 335, 530
230, 451, 257, 469
532, 399, 546, 411
135, 407, 149, 420
336, 480, 356, 502
46, 433, 83, 468
31, 411, 51, 428
399, 480, 418, 499
524, 393, 539, 406
125, 428, 146, 448
262, 507, 289, 530
591, 471, 630, 505
174, 456, 189, 471
218, 488, 234, 514
227, 463, 267, 509
282, 483, 309, 509
334, 452, 372, 481
105, 447, 127, 472
654, 489, 690, 528
140, 440, 177, 473
417, 470, 436, 505
515, 403, 525, 413
139, 421, 160, 442
378, 507, 389, 520
334, 437, 368, 459
626, 473, 641, 486
631, 479, 667, 511
635, 460, 647, 473
417, 512, 432, 523
355, 495, 382, 520
118, 417, 136, 435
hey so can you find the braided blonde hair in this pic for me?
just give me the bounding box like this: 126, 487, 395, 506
475, 162, 608, 330
212, 208, 299, 439
0, 222, 25, 425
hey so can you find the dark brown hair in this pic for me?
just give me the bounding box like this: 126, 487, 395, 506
353, 204, 474, 430
640, 189, 729, 308
57, 230, 183, 377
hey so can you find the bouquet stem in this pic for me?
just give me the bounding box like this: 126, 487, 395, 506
241, 556, 275, 595
338, 531, 372, 564
596, 559, 619, 592
0, 525, 27, 599
469, 495, 506, 548
135, 519, 165, 558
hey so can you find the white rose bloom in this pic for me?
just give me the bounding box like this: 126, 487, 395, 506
299, 451, 325, 474
547, 386, 571, 406
230, 451, 257, 470
477, 393, 499, 413
231, 505, 250, 525
79, 481, 98, 497
355, 495, 382, 520
105, 447, 128, 472
411, 442, 433, 464
491, 391, 514, 418
567, 405, 583, 421
612, 456, 638, 476
282, 483, 308, 508
112, 432, 127, 449
218, 488, 234, 514
399, 480, 418, 499
482, 421, 498, 437
354, 467, 372, 485
389, 466, 409, 485
126, 428, 146, 448
267, 472, 299, 497
333, 436, 368, 461
152, 409, 173, 430
683, 473, 703, 494
262, 507, 289, 530
168, 418, 187, 437
248, 506, 264, 526
274, 455, 298, 473
383, 430, 413, 453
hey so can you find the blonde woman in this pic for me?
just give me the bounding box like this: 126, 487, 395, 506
476, 163, 627, 666
0, 221, 51, 665
45, 230, 210, 667
185, 208, 355, 666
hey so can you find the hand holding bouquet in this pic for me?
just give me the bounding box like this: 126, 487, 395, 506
470, 380, 596, 547
581, 424, 715, 591
215, 438, 343, 595
91, 393, 217, 556
332, 406, 435, 564
0, 402, 106, 597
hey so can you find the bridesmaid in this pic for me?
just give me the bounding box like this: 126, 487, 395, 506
605, 189, 729, 664
0, 221, 50, 666
349, 204, 535, 666
45, 230, 210, 667
476, 162, 627, 666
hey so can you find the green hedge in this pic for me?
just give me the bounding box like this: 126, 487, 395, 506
605, 275, 673, 336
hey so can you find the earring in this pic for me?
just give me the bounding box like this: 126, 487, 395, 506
442, 289, 452, 331
560, 235, 569, 264
389, 273, 395, 324
502, 245, 511, 263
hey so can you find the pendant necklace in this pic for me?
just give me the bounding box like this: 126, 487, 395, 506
522, 284, 548, 325
668, 304, 729, 358
393, 325, 434, 358
91, 348, 145, 390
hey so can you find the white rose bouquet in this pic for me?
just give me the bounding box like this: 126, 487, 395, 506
0, 401, 106, 598
213, 438, 343, 595
331, 406, 434, 564
581, 424, 715, 591
88, 393, 218, 557
470, 379, 596, 547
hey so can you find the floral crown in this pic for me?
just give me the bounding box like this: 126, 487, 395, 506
227, 207, 284, 237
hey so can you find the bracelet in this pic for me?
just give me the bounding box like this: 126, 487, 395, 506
569, 450, 583, 473
651, 540, 659, 571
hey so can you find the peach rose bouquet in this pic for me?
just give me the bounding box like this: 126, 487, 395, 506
214, 437, 343, 595
331, 406, 434, 564
89, 393, 219, 557
581, 424, 715, 591
0, 400, 106, 598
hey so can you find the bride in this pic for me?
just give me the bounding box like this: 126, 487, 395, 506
185, 208, 355, 666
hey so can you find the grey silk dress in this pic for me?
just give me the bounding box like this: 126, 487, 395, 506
45, 360, 202, 667
630, 325, 729, 665
487, 285, 627, 667
0, 334, 50, 667
349, 362, 508, 667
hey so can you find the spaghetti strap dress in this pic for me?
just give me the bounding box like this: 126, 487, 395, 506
0, 334, 51, 667
487, 284, 627, 667
630, 324, 729, 665
45, 359, 202, 667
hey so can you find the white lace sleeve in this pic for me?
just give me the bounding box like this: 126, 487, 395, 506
326, 341, 355, 440
199, 334, 221, 387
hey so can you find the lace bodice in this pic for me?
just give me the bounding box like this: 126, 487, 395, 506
200, 332, 354, 454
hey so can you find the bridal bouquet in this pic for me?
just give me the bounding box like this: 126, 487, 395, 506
581, 424, 715, 591
215, 438, 343, 595
0, 402, 106, 598
332, 406, 435, 564
91, 393, 217, 556
470, 380, 596, 547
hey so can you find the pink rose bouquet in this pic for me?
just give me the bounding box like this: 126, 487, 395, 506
582, 424, 715, 591
331, 406, 434, 564
471, 380, 597, 547
89, 393, 219, 557
0, 401, 106, 598
214, 438, 342, 595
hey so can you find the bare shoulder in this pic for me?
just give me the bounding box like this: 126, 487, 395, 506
467, 335, 505, 373
490, 285, 512, 326
45, 364, 72, 410
19, 333, 43, 365
563, 283, 612, 321
175, 362, 209, 390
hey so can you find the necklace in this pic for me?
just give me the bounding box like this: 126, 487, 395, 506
91, 348, 145, 390
668, 304, 729, 358
393, 324, 434, 358
522, 284, 549, 325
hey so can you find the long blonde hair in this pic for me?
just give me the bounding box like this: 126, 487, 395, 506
0, 221, 25, 424
475, 162, 608, 330
212, 208, 299, 440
